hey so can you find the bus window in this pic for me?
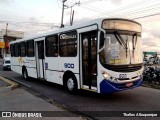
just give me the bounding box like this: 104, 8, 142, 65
14, 43, 20, 57
46, 35, 58, 57
27, 40, 34, 57
20, 42, 26, 57
10, 44, 15, 57
59, 31, 77, 57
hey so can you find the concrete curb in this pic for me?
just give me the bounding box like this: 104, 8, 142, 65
0, 76, 20, 90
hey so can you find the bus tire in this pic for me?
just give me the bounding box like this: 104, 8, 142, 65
65, 74, 77, 94
22, 68, 29, 80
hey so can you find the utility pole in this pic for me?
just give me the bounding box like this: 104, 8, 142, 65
6, 23, 8, 36
70, 1, 80, 26
4, 23, 8, 57
61, 0, 67, 28
70, 10, 74, 26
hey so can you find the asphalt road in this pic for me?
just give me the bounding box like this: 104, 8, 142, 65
0, 65, 160, 120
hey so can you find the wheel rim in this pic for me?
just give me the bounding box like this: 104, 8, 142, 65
67, 78, 74, 91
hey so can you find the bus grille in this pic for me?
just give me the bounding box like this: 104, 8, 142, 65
111, 65, 142, 72
101, 63, 142, 72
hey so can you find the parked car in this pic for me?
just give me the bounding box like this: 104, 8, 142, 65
3, 57, 11, 71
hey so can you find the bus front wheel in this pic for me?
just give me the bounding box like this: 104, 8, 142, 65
65, 74, 77, 94
22, 68, 29, 80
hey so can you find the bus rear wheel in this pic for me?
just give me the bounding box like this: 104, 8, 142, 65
65, 74, 77, 94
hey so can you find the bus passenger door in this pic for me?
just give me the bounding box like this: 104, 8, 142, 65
81, 31, 97, 90
35, 39, 45, 79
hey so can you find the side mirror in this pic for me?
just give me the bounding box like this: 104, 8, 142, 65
100, 31, 105, 49
98, 35, 111, 54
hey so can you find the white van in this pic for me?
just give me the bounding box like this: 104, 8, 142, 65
3, 57, 11, 71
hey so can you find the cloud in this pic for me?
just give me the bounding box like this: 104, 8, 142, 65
142, 25, 160, 52
139, 14, 160, 52
29, 17, 37, 21
0, 0, 14, 4
151, 29, 160, 38
109, 0, 122, 5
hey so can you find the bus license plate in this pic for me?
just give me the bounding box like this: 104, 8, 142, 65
126, 82, 133, 87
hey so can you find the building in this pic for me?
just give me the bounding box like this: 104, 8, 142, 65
0, 29, 24, 57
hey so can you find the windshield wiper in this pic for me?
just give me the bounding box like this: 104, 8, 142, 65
114, 31, 128, 58
132, 33, 137, 56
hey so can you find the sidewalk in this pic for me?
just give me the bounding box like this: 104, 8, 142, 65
0, 76, 85, 120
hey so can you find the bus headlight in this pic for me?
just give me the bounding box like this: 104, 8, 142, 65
103, 72, 110, 79
101, 71, 118, 83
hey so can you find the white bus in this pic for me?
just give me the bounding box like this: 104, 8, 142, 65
10, 18, 143, 94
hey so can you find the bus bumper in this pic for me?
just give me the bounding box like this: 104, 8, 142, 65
100, 79, 143, 94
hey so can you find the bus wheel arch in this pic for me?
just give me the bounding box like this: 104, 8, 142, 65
63, 71, 78, 94
22, 66, 29, 80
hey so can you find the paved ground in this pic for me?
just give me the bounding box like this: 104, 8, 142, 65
0, 76, 85, 120
1, 58, 160, 120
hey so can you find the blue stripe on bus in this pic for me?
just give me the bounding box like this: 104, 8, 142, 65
100, 79, 143, 94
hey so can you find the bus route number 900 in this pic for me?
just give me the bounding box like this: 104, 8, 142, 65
64, 63, 74, 69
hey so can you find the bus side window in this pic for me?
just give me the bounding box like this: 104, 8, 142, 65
10, 44, 15, 57
14, 43, 20, 57
46, 35, 58, 57
27, 40, 34, 57
20, 42, 26, 57
59, 31, 77, 57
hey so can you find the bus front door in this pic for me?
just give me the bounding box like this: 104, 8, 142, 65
81, 31, 97, 90
35, 40, 45, 79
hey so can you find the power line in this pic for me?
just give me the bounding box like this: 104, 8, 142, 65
83, 0, 151, 17
56, 0, 62, 8
118, 3, 160, 19
133, 12, 160, 20
80, 5, 107, 16
77, 0, 160, 28
1, 0, 160, 36
80, 0, 102, 6
81, 0, 160, 19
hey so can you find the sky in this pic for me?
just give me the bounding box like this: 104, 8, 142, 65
0, 0, 160, 52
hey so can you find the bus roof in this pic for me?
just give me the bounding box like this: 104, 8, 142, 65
10, 18, 140, 44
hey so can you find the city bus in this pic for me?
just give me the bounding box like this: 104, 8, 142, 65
10, 18, 143, 94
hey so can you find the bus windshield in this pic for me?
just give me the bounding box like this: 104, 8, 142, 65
99, 32, 142, 65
